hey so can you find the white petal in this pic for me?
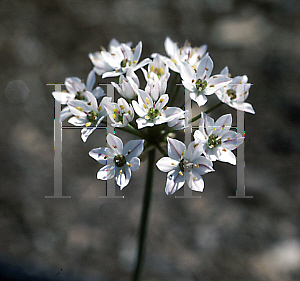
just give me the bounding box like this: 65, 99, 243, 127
68, 100, 91, 114
214, 113, 232, 135
193, 156, 214, 175
123, 139, 144, 160
167, 137, 185, 161
195, 93, 208, 107
52, 91, 75, 104
165, 169, 185, 195
97, 164, 115, 180
86, 69, 96, 92
179, 62, 195, 82
65, 77, 85, 94
197, 54, 213, 80
185, 171, 205, 192
116, 165, 131, 190
81, 126, 96, 142
107, 133, 123, 154
128, 157, 140, 172
231, 101, 255, 114
89, 147, 108, 164
217, 148, 236, 165
156, 157, 179, 172
85, 91, 98, 112
136, 117, 153, 129
155, 94, 169, 111
132, 100, 146, 117
60, 107, 73, 122
92, 87, 105, 99
185, 141, 204, 161
221, 132, 244, 150
68, 116, 85, 126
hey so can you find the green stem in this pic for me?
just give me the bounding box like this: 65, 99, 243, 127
132, 149, 156, 281
168, 75, 181, 107
190, 101, 223, 123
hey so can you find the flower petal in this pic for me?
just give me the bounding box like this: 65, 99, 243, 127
97, 164, 115, 180
185, 171, 205, 192
193, 156, 214, 175
116, 165, 131, 190
156, 157, 179, 172
165, 169, 185, 195
214, 113, 232, 135
89, 147, 108, 164
107, 133, 123, 154
128, 157, 140, 172
123, 139, 144, 160
216, 147, 237, 165
197, 54, 213, 81
167, 137, 185, 161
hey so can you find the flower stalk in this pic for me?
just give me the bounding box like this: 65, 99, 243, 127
132, 148, 156, 281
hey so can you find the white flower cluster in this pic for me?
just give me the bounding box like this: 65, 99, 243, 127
52, 37, 254, 193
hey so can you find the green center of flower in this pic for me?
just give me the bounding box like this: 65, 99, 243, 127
179, 159, 193, 173
87, 110, 98, 122
114, 154, 126, 167
147, 108, 160, 119
195, 79, 207, 91
208, 134, 222, 148
121, 59, 132, 68
226, 89, 236, 100
75, 91, 85, 100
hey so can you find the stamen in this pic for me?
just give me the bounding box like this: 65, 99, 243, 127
85, 122, 91, 127
193, 177, 197, 180
179, 171, 183, 176
145, 97, 151, 105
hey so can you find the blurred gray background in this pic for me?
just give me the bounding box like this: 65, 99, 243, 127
1, 0, 300, 280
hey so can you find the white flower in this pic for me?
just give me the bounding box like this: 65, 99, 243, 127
111, 69, 140, 100
132, 90, 185, 129
180, 54, 232, 107
156, 137, 214, 195
89, 38, 132, 76
105, 97, 134, 127
141, 55, 170, 101
194, 112, 244, 165
165, 107, 186, 131
215, 67, 255, 114
151, 36, 207, 73
89, 134, 144, 189
99, 41, 151, 78
67, 92, 111, 142
52, 70, 105, 122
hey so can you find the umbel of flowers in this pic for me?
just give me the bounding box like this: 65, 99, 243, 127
53, 36, 254, 193
52, 36, 255, 281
